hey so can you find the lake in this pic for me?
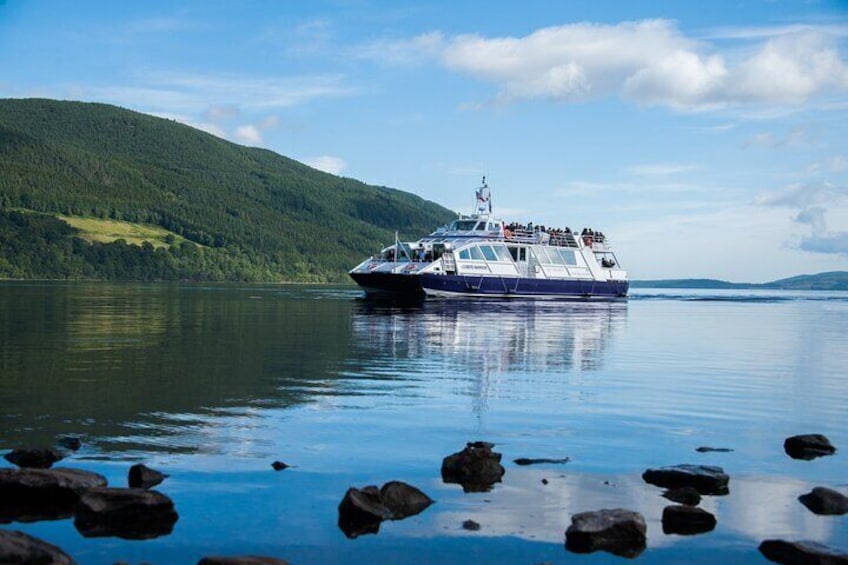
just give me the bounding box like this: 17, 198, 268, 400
1, 282, 846, 564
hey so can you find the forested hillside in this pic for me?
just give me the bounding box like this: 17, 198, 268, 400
0, 98, 455, 281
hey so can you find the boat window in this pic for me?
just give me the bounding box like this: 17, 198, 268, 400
510, 247, 527, 262
537, 248, 553, 265
559, 249, 577, 265
474, 222, 487, 231
492, 244, 512, 262
452, 220, 477, 231
508, 246, 519, 261
458, 249, 471, 260
469, 246, 485, 261
479, 245, 498, 261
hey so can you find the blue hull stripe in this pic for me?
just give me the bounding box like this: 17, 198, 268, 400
420, 274, 628, 298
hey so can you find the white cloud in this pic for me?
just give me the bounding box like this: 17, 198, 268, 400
743, 126, 810, 149
354, 31, 445, 66
235, 124, 262, 145
368, 20, 848, 112
303, 155, 347, 175
755, 181, 848, 256
628, 163, 698, 176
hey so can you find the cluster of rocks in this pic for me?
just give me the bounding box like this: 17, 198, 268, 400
1, 444, 179, 563
560, 433, 845, 562
3, 431, 845, 563
337, 480, 434, 538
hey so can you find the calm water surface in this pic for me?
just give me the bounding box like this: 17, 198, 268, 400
0, 282, 846, 564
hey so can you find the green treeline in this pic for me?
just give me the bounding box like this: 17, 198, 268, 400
0, 210, 270, 281
0, 98, 455, 282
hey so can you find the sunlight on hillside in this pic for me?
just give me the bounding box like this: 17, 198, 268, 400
58, 215, 184, 248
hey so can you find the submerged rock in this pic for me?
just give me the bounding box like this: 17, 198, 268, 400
798, 487, 848, 515
4, 447, 65, 469
784, 434, 837, 460
695, 446, 733, 453
74, 487, 178, 540
0, 467, 107, 523
462, 519, 481, 531
337, 481, 433, 539
661, 505, 716, 535
0, 529, 76, 565
565, 508, 646, 558
662, 486, 702, 506
759, 539, 848, 564
642, 464, 729, 495
128, 463, 168, 489
441, 441, 505, 492
513, 457, 571, 466
198, 557, 290, 565
271, 461, 289, 471
57, 437, 82, 451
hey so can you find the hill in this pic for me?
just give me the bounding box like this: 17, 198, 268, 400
0, 98, 455, 282
631, 271, 848, 291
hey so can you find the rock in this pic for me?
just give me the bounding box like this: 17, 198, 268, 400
462, 519, 481, 531
4, 447, 65, 469
380, 481, 433, 520
337, 481, 433, 539
662, 486, 702, 506
271, 461, 289, 471
565, 508, 647, 558
513, 457, 571, 466
57, 437, 82, 451
759, 539, 848, 564
695, 446, 733, 453
798, 487, 848, 515
784, 434, 837, 460
198, 557, 289, 565
74, 487, 178, 540
661, 505, 716, 535
0, 467, 108, 523
642, 464, 729, 495
337, 485, 387, 538
128, 463, 168, 489
441, 442, 505, 492
0, 529, 76, 565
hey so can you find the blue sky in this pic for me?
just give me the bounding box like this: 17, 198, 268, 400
1, 0, 847, 281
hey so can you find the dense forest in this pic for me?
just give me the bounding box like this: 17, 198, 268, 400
0, 98, 455, 282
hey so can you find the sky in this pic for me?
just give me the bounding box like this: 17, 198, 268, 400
1, 0, 847, 282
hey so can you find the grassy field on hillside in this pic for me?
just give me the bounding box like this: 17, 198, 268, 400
59, 215, 188, 248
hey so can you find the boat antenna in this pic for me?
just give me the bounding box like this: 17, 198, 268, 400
475, 176, 492, 215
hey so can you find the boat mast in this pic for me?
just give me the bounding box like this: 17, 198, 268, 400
475, 176, 492, 215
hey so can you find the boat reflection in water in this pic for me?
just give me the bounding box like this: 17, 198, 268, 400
350, 298, 628, 417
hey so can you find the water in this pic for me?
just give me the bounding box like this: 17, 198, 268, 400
1, 282, 846, 564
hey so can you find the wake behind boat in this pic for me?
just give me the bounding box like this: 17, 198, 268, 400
349, 178, 629, 299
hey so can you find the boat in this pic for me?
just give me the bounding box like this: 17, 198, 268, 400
349, 177, 629, 299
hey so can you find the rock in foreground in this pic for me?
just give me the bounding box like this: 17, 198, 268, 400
74, 487, 178, 540
337, 481, 433, 539
441, 441, 505, 492
565, 508, 646, 558
0, 467, 108, 523
798, 487, 848, 515
784, 434, 836, 460
661, 505, 716, 535
198, 557, 290, 565
642, 464, 729, 495
759, 539, 848, 564
4, 448, 65, 469
0, 529, 76, 565
128, 463, 168, 489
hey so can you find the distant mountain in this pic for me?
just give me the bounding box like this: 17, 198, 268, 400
0, 98, 455, 282
631, 271, 848, 291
